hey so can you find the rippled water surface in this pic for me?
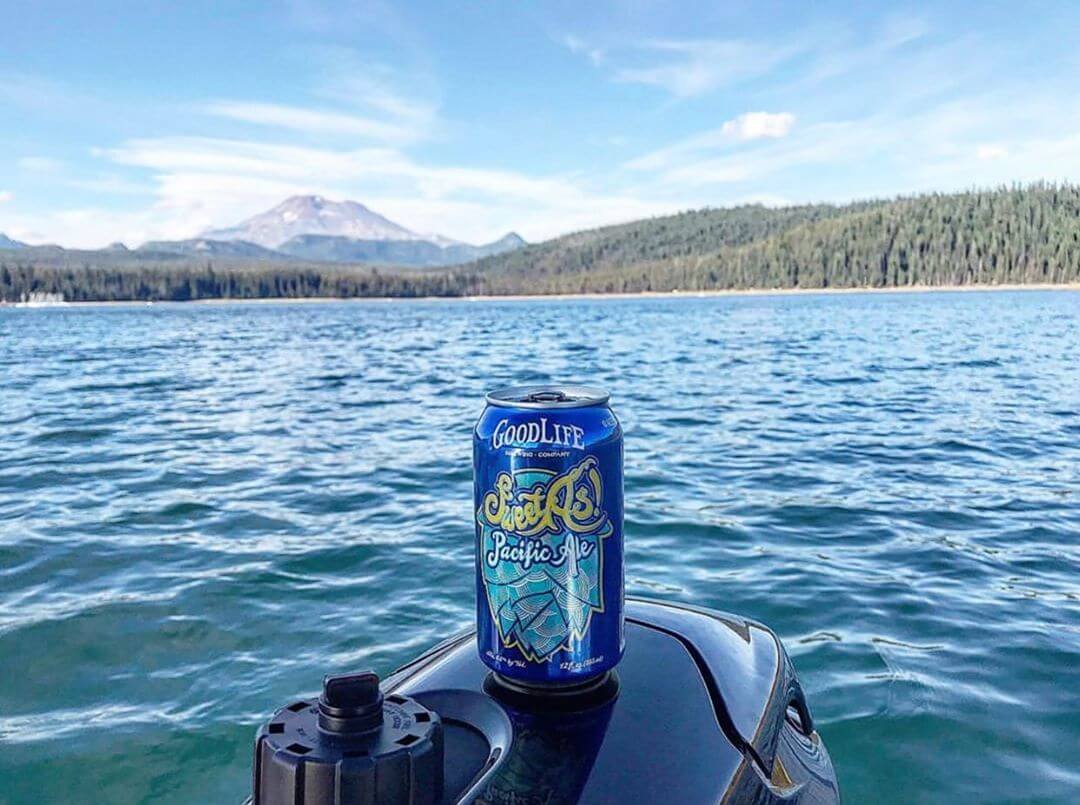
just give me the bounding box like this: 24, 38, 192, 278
1, 291, 1078, 804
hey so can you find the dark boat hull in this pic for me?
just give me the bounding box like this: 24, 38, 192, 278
248, 598, 839, 804
384, 597, 839, 804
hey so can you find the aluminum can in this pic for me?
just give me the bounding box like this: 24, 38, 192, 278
474, 385, 624, 685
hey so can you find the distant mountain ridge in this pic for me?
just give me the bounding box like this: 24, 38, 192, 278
134, 228, 524, 268
0, 233, 28, 249
5, 185, 1077, 303
276, 231, 525, 267
204, 195, 424, 248
0, 196, 526, 268
138, 238, 284, 259
185, 194, 524, 266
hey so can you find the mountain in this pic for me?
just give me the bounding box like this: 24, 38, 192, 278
195, 194, 526, 267
473, 232, 526, 255
442, 232, 526, 263
4, 185, 1078, 302
137, 238, 284, 259
277, 230, 526, 267
204, 195, 424, 249
0, 233, 28, 249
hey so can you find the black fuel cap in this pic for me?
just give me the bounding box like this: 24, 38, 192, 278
253, 671, 443, 805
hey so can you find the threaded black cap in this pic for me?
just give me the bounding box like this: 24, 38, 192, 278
318, 672, 384, 734
253, 671, 443, 805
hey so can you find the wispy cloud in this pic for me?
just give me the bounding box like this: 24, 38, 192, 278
0, 73, 79, 111
614, 13, 1080, 199
67, 175, 154, 195
607, 38, 805, 98
630, 118, 886, 187
79, 135, 675, 247
105, 137, 409, 182
562, 34, 605, 66
573, 15, 930, 101
205, 101, 422, 143
0, 191, 12, 204
5, 8, 1080, 251
341, 77, 435, 130
624, 86, 1080, 198
17, 156, 65, 173
309, 48, 439, 131
626, 111, 796, 172
798, 13, 929, 85
205, 51, 438, 147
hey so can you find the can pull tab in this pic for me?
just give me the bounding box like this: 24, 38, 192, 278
525, 390, 569, 403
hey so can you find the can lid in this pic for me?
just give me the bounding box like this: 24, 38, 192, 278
486, 385, 610, 409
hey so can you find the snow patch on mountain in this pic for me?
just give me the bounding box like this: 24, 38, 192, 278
204, 195, 425, 249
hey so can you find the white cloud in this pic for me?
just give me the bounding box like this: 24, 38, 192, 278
0, 191, 12, 204
798, 14, 929, 86
879, 12, 931, 45
106, 137, 411, 182
562, 34, 605, 66
627, 115, 908, 189
613, 19, 1080, 194
343, 79, 435, 130
607, 38, 805, 98
205, 101, 424, 143
721, 112, 796, 141
0, 73, 79, 111
0, 206, 166, 247
976, 144, 1008, 160
8, 12, 1080, 252
625, 111, 795, 173
17, 156, 64, 172
12, 135, 675, 247
591, 16, 927, 101
308, 49, 439, 132
67, 175, 154, 195
622, 85, 1080, 200
203, 49, 439, 147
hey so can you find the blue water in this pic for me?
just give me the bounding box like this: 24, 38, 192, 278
1, 291, 1078, 804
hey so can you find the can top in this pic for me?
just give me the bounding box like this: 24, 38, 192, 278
486, 384, 610, 409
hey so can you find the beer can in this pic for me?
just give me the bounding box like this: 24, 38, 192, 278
474, 385, 624, 685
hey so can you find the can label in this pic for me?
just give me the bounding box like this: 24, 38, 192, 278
475, 389, 623, 684
477, 456, 613, 661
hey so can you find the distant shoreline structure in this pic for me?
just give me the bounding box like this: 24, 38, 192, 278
10, 291, 67, 307
4, 282, 1075, 309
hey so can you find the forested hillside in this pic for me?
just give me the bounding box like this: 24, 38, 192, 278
2, 184, 1078, 302
458, 184, 1080, 293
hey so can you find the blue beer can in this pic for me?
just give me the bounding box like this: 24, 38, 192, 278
474, 385, 624, 685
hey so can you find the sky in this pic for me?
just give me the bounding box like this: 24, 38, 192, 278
3, 1, 1080, 248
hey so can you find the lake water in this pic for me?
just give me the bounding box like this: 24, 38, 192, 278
1, 290, 1078, 804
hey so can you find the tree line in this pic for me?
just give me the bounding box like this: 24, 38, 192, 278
2, 184, 1077, 302
0, 262, 468, 302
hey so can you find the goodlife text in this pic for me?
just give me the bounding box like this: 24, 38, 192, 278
491, 417, 585, 450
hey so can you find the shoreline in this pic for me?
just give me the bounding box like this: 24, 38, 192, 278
3, 282, 1077, 308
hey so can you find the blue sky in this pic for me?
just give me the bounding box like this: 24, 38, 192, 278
3, 1, 1080, 248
